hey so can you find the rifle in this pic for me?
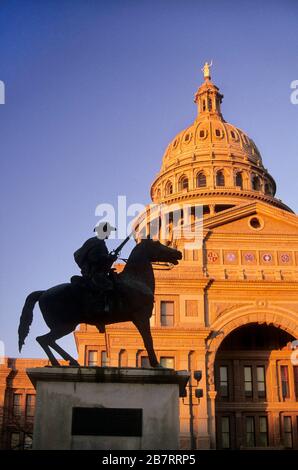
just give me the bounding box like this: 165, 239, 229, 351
110, 233, 132, 258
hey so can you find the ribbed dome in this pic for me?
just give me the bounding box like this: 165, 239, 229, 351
161, 119, 262, 172
150, 66, 292, 213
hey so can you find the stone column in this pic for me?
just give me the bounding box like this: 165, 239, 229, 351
268, 358, 279, 402
233, 359, 241, 401
194, 348, 211, 449
271, 412, 281, 448
207, 390, 217, 449
235, 411, 243, 449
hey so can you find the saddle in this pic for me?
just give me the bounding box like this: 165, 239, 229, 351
70, 272, 154, 319
70, 271, 120, 316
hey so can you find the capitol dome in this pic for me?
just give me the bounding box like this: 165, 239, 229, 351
150, 65, 292, 214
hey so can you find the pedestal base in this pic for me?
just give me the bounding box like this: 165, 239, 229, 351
27, 366, 189, 450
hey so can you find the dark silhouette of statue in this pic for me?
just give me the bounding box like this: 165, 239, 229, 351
18, 234, 182, 368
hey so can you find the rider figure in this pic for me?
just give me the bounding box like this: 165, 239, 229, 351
71, 222, 117, 312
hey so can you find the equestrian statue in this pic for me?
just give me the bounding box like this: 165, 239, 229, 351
18, 222, 182, 368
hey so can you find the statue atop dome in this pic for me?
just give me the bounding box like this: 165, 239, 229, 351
202, 60, 212, 80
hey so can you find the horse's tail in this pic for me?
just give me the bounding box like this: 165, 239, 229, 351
18, 291, 44, 352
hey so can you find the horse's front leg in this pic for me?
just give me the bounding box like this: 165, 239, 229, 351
133, 316, 160, 368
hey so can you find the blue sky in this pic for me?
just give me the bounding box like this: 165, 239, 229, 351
0, 0, 297, 358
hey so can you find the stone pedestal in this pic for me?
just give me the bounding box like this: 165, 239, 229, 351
27, 366, 189, 450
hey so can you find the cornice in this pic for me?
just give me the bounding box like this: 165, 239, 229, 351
150, 190, 291, 213
75, 325, 211, 339
202, 201, 297, 230
206, 279, 298, 291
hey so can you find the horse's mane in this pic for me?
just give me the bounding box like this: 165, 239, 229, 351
122, 242, 142, 268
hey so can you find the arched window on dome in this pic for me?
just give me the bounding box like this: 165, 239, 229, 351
178, 175, 189, 191
265, 182, 272, 195
235, 171, 243, 189
216, 170, 225, 187
165, 181, 173, 196
196, 172, 207, 188
155, 188, 161, 200
252, 175, 261, 191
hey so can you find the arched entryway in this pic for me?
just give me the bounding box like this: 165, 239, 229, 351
214, 323, 298, 449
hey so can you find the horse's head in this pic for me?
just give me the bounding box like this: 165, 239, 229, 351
139, 238, 182, 265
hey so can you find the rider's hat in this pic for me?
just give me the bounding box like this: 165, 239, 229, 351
94, 221, 116, 239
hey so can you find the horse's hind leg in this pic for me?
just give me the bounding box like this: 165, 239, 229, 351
47, 327, 80, 366
36, 333, 60, 366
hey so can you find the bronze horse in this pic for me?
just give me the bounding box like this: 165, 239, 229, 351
18, 239, 182, 367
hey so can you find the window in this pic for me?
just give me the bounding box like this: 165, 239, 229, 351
179, 176, 188, 191
259, 417, 268, 447
216, 170, 225, 187
101, 351, 108, 367
10, 432, 20, 450
13, 394, 22, 417
160, 357, 175, 369
119, 350, 128, 367
281, 366, 290, 399
87, 350, 98, 366
197, 172, 207, 187
257, 366, 266, 399
252, 176, 261, 191
25, 394, 35, 418
244, 366, 253, 398
245, 417, 255, 447
284, 416, 293, 448
24, 435, 33, 450
249, 217, 262, 229
235, 172, 243, 189
294, 366, 298, 399
219, 366, 229, 398
165, 181, 173, 196
161, 301, 174, 326
208, 98, 212, 111
199, 129, 206, 138
202, 100, 206, 112
221, 417, 230, 449
215, 129, 221, 137
141, 356, 150, 368
230, 130, 236, 139
149, 217, 160, 239
265, 182, 272, 195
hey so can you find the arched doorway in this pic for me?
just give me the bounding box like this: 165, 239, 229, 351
214, 323, 298, 449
